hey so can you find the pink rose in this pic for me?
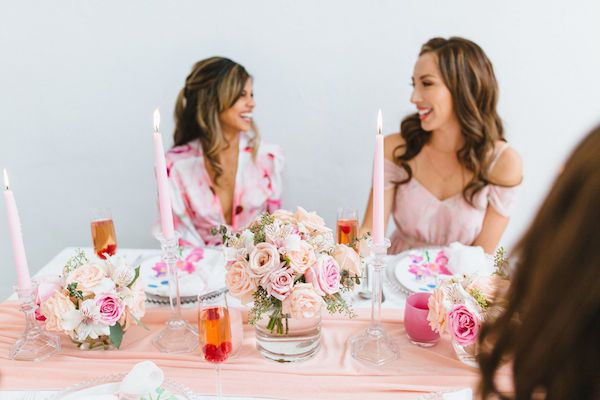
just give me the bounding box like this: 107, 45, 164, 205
304, 255, 341, 296
265, 266, 294, 301
448, 304, 480, 346
96, 293, 124, 326
272, 209, 297, 224
35, 277, 63, 321
225, 259, 257, 304
248, 242, 279, 279
332, 244, 362, 276
40, 291, 76, 333
287, 241, 316, 274
65, 263, 107, 295
294, 207, 330, 235
282, 283, 324, 319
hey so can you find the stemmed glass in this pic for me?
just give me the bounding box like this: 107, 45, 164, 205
336, 207, 358, 250
90, 208, 117, 259
198, 289, 232, 400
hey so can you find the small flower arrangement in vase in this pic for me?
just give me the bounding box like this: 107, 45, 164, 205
37, 250, 146, 350
216, 207, 362, 362
427, 248, 510, 367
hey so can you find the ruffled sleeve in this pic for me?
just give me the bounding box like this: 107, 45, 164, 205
487, 184, 521, 217
384, 159, 408, 190
261, 143, 285, 212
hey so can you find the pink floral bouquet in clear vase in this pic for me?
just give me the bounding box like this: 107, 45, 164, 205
426, 249, 510, 367
217, 207, 362, 334
36, 250, 146, 350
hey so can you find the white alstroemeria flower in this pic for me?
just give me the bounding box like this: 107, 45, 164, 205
105, 255, 136, 287
307, 231, 335, 254
90, 278, 117, 295
223, 247, 240, 262
240, 230, 255, 253
283, 234, 302, 253
61, 299, 110, 341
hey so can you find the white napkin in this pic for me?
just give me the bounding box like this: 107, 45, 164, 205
119, 361, 164, 397
446, 242, 494, 276
442, 388, 473, 399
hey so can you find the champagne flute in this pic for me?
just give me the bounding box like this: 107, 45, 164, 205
336, 207, 358, 250
198, 289, 232, 400
90, 208, 117, 259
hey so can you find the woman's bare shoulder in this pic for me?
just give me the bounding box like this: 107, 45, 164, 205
384, 133, 405, 161
489, 142, 523, 186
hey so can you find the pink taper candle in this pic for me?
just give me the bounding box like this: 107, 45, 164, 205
152, 109, 175, 240
3, 169, 31, 290
372, 109, 385, 245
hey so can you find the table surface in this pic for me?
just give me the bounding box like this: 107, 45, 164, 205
0, 247, 475, 400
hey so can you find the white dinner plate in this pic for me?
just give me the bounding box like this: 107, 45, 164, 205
140, 247, 227, 299
386, 246, 453, 294
49, 373, 200, 399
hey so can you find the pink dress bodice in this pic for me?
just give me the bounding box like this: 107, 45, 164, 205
165, 133, 284, 247
384, 143, 519, 254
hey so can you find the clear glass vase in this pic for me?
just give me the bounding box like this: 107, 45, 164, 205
451, 339, 478, 368
255, 313, 321, 363
74, 335, 115, 350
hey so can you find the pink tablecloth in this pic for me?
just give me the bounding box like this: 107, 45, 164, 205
0, 301, 509, 399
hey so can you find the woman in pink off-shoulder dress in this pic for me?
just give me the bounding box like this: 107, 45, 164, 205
165, 57, 284, 247
361, 37, 522, 255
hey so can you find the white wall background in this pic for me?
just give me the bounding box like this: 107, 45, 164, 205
1, 0, 599, 299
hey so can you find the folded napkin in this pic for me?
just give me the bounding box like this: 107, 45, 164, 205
119, 360, 164, 397
446, 242, 494, 276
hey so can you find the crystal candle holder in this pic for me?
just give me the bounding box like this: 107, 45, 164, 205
152, 232, 198, 353
9, 282, 61, 361
349, 238, 400, 366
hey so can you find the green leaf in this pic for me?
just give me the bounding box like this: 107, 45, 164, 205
127, 266, 141, 289
109, 322, 124, 349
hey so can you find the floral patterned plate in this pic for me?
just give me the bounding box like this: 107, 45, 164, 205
140, 247, 226, 299
49, 373, 201, 399
386, 247, 453, 294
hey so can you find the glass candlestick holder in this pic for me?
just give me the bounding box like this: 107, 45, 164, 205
9, 282, 61, 361
152, 231, 198, 353
349, 238, 399, 366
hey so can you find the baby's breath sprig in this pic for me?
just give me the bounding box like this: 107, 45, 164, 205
62, 249, 88, 276
247, 213, 275, 244
325, 293, 356, 319
468, 287, 489, 309
493, 247, 510, 278
248, 287, 272, 326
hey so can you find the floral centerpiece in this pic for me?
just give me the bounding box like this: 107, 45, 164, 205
37, 250, 146, 349
216, 207, 361, 361
427, 248, 510, 366
218, 207, 361, 329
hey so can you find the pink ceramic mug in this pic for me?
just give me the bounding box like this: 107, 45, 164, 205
404, 292, 440, 347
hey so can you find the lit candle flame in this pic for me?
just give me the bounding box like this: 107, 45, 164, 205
153, 108, 160, 132
377, 109, 382, 135
3, 168, 9, 190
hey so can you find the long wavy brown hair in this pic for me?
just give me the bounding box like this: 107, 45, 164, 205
394, 37, 505, 205
477, 127, 600, 399
173, 56, 259, 185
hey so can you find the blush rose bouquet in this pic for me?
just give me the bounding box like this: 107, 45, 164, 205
216, 207, 362, 334
38, 250, 146, 349
426, 248, 510, 366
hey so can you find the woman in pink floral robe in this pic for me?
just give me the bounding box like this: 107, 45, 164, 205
164, 57, 284, 247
